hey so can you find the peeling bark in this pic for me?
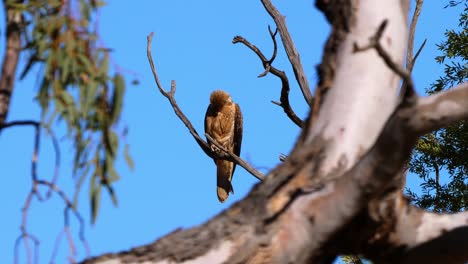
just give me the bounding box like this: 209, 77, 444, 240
81, 1, 468, 263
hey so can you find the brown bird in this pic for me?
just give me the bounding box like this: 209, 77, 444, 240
204, 90, 243, 202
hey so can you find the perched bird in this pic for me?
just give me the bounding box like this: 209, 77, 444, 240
204, 90, 243, 202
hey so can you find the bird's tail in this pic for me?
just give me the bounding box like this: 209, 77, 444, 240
216, 160, 234, 203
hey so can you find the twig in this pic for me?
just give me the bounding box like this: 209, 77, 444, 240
406, 0, 424, 73
0, 121, 61, 200
233, 33, 304, 127
353, 20, 416, 102
205, 134, 264, 181
1, 120, 88, 264
15, 190, 37, 264
50, 229, 65, 263
432, 161, 440, 199
260, 0, 313, 106
146, 32, 265, 181
258, 26, 278, 77
403, 0, 426, 98
38, 180, 90, 262
43, 126, 61, 198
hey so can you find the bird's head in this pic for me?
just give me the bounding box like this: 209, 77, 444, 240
210, 90, 232, 109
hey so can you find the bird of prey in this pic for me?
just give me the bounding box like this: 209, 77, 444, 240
204, 90, 243, 203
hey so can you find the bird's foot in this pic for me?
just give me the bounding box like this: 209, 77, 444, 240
211, 145, 221, 154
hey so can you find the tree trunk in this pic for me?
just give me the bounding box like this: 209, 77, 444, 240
0, 1, 22, 125
82, 1, 468, 263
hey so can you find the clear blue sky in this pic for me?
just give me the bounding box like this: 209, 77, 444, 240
0, 1, 462, 263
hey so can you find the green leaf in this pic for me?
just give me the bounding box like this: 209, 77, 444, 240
110, 74, 125, 124
37, 78, 50, 112
104, 130, 118, 158
124, 144, 134, 171
61, 54, 70, 84
105, 184, 118, 206
73, 160, 92, 207
77, 53, 93, 75
99, 54, 109, 78
90, 176, 101, 224
107, 165, 120, 183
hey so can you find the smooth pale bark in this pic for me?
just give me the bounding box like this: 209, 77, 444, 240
307, 0, 408, 174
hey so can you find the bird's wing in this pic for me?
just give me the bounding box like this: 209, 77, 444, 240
204, 103, 217, 165
232, 103, 243, 174
204, 103, 212, 138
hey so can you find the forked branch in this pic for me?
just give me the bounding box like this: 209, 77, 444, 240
403, 0, 427, 97
233, 30, 304, 127
260, 0, 313, 106
353, 20, 416, 101
146, 32, 264, 181
0, 121, 89, 264
407, 0, 426, 73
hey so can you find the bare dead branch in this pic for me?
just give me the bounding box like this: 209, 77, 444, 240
411, 38, 427, 71
353, 20, 416, 101
15, 190, 37, 264
1, 120, 88, 264
146, 32, 265, 181
260, 0, 313, 106
50, 229, 65, 263
0, 120, 61, 200
407, 0, 424, 73
266, 26, 278, 63
43, 126, 61, 199
401, 0, 426, 100
233, 34, 304, 127
258, 26, 278, 78
14, 232, 39, 264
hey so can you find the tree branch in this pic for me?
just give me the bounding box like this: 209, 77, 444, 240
402, 0, 426, 97
205, 134, 264, 181
409, 82, 468, 134
146, 32, 264, 181
0, 1, 23, 125
0, 120, 88, 264
233, 31, 304, 127
260, 0, 313, 106
353, 20, 416, 101
382, 202, 468, 263
407, 0, 425, 73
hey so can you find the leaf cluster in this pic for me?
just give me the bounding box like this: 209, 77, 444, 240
7, 0, 134, 223
408, 3, 467, 213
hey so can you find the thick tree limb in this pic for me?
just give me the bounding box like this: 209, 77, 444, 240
146, 32, 264, 181
0, 1, 23, 125
233, 32, 304, 127
260, 0, 313, 106
409, 82, 468, 134
393, 205, 468, 264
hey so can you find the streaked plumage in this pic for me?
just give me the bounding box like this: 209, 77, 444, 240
204, 90, 243, 202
